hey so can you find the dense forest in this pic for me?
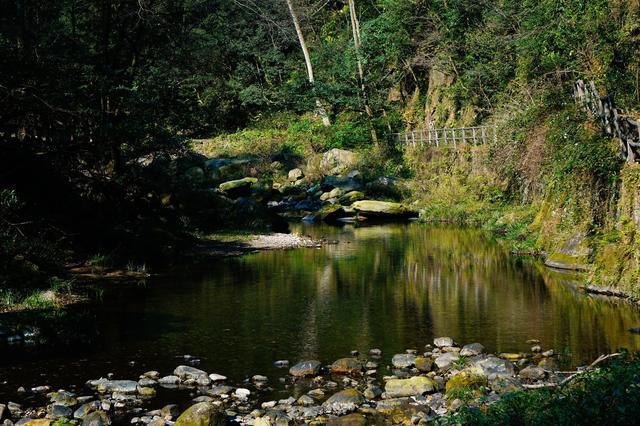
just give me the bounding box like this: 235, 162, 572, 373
1, 1, 640, 423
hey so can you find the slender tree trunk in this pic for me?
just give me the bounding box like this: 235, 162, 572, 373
284, 0, 330, 126
348, 0, 377, 145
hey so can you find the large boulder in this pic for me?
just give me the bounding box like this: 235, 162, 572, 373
384, 376, 437, 398
175, 402, 224, 426
320, 149, 358, 175
289, 360, 321, 377
218, 177, 258, 198
351, 201, 417, 219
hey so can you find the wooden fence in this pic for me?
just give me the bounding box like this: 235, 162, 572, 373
574, 80, 640, 163
394, 126, 497, 149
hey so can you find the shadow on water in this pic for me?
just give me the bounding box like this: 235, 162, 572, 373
1, 223, 639, 400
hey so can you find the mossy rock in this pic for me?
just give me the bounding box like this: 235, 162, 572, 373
339, 191, 365, 206
351, 200, 417, 219
384, 376, 437, 398
415, 357, 433, 372
218, 177, 258, 198
445, 369, 488, 399
175, 402, 225, 426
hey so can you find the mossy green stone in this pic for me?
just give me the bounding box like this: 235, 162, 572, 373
175, 402, 224, 426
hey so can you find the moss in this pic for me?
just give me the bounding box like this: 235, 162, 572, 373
445, 369, 488, 401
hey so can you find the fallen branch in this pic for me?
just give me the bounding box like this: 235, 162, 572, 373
522, 353, 622, 390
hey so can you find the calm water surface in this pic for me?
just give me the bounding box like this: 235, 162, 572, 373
1, 223, 640, 399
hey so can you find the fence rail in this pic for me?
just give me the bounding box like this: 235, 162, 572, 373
574, 80, 640, 163
394, 126, 497, 148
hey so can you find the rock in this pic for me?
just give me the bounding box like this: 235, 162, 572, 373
322, 389, 364, 414
17, 420, 51, 426
0, 404, 5, 422
96, 380, 138, 394
460, 343, 484, 357
297, 395, 315, 406
433, 337, 454, 348
74, 402, 99, 419
445, 369, 488, 397
208, 374, 227, 382
312, 204, 349, 223
175, 402, 224, 426
320, 149, 358, 175
330, 358, 361, 375
321, 176, 362, 193
208, 385, 233, 396
531, 345, 542, 353
434, 352, 459, 370
31, 386, 50, 394
415, 357, 433, 372
500, 353, 528, 361
363, 385, 383, 400
218, 177, 258, 197
143, 371, 160, 380
49, 404, 73, 419
307, 389, 325, 399
385, 376, 437, 398
161, 405, 181, 420
184, 166, 205, 184
137, 387, 156, 397
351, 200, 416, 218
471, 355, 516, 379
542, 350, 555, 357
138, 378, 157, 387
252, 375, 268, 383
288, 168, 304, 182
273, 360, 289, 368
326, 413, 367, 426
81, 411, 111, 426
289, 360, 321, 377
234, 388, 250, 399
50, 390, 77, 406
338, 191, 365, 206
158, 376, 181, 386
368, 349, 382, 357
490, 376, 523, 394
519, 365, 547, 381
175, 366, 208, 381
391, 354, 416, 369
253, 418, 271, 426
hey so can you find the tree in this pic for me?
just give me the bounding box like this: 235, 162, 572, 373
284, 0, 330, 126
348, 0, 377, 144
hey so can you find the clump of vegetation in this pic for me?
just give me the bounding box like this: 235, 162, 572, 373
438, 352, 640, 425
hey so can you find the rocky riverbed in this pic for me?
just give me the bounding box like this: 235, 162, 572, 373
0, 337, 581, 425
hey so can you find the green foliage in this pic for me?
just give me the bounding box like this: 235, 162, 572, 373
437, 353, 640, 425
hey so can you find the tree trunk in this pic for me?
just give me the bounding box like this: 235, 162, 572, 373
284, 0, 330, 126
348, 0, 377, 145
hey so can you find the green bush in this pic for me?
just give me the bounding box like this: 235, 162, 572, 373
437, 352, 640, 425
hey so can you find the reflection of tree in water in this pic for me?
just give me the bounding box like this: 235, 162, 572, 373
240, 224, 640, 367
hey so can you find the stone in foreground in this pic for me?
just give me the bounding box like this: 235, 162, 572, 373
384, 376, 437, 398
323, 389, 365, 414
175, 402, 224, 426
391, 353, 417, 369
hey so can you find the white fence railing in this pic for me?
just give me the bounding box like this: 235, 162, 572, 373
394, 126, 497, 148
